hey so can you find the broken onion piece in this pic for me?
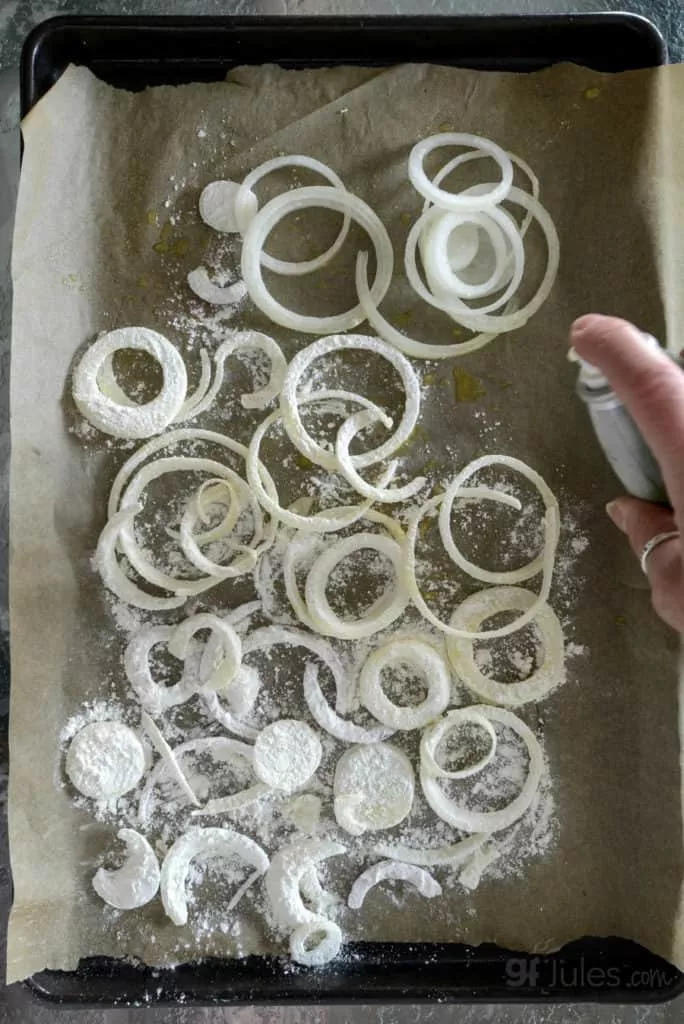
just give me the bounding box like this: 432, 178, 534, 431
280, 333, 420, 472
173, 349, 213, 423
124, 624, 197, 715
420, 705, 543, 834
192, 782, 271, 817
160, 826, 269, 926
266, 838, 346, 929
290, 918, 342, 967
92, 828, 161, 910
95, 508, 187, 612
199, 179, 243, 233
304, 664, 393, 745
187, 266, 248, 306
253, 719, 322, 792
241, 185, 393, 334
304, 532, 409, 641
420, 708, 497, 780
358, 637, 450, 730
168, 613, 242, 693
335, 409, 427, 503
141, 712, 201, 808
72, 327, 188, 439
201, 690, 260, 742
446, 586, 565, 707
347, 860, 442, 910
181, 331, 287, 418
333, 742, 414, 836
235, 155, 351, 275
375, 833, 487, 867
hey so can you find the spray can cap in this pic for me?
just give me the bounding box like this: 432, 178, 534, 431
568, 331, 660, 391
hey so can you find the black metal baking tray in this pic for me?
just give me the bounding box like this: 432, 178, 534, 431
19, 12, 679, 1008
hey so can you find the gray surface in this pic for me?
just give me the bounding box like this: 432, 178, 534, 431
0, 0, 682, 1019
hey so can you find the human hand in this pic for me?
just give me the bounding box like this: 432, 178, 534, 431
570, 313, 684, 632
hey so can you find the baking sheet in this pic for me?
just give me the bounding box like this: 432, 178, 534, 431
7, 59, 684, 982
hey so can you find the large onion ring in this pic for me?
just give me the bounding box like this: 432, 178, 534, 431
241, 185, 393, 334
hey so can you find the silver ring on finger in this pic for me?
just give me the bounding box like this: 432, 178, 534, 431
639, 530, 680, 575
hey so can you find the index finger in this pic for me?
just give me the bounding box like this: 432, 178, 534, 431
570, 314, 684, 512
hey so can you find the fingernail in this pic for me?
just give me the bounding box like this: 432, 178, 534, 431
570, 314, 602, 340
606, 499, 626, 531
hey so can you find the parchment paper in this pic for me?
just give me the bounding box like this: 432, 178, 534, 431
8, 59, 684, 983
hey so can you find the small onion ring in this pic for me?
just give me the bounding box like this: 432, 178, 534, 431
290, 918, 342, 967
241, 185, 393, 334
420, 704, 543, 834
358, 637, 451, 731
304, 532, 409, 641
335, 409, 427, 503
408, 133, 514, 211
235, 155, 351, 275
280, 333, 420, 472
446, 586, 565, 707
420, 708, 498, 780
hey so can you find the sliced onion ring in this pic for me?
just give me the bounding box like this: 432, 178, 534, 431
280, 333, 420, 472
359, 637, 451, 731
235, 155, 351, 275
408, 133, 514, 211
420, 704, 543, 834
181, 331, 287, 419
304, 664, 392, 745
375, 834, 487, 867
92, 829, 160, 910
241, 185, 393, 334
347, 860, 441, 910
420, 708, 498, 780
446, 586, 565, 707
335, 409, 426, 503
290, 918, 342, 967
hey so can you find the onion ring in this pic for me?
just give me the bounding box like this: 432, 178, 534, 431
304, 664, 392, 745
180, 331, 287, 419
241, 185, 393, 334
335, 409, 427, 503
446, 586, 565, 707
420, 708, 498, 780
408, 133, 514, 211
347, 861, 441, 910
358, 637, 451, 730
375, 834, 487, 867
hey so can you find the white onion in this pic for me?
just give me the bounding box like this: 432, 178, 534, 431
241, 185, 393, 334
446, 586, 565, 707
187, 266, 247, 307
304, 532, 409, 641
290, 918, 342, 967
347, 860, 441, 910
92, 829, 161, 911
280, 333, 420, 472
420, 708, 498, 780
420, 705, 543, 834
333, 742, 414, 836
375, 833, 487, 867
304, 664, 392, 745
235, 155, 351, 275
438, 454, 559, 585
335, 409, 427, 503
173, 349, 213, 423
266, 838, 346, 929
181, 331, 287, 418
408, 133, 514, 211
358, 637, 451, 730
73, 327, 187, 439
140, 712, 201, 808
124, 624, 197, 715
192, 783, 271, 817
168, 613, 242, 692
253, 719, 322, 792
94, 509, 186, 612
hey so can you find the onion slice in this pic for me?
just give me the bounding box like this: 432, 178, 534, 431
187, 266, 247, 307
375, 834, 487, 867
408, 133, 514, 211
335, 409, 427, 503
333, 742, 414, 836
181, 331, 287, 418
160, 826, 269, 926
266, 838, 347, 929
241, 185, 393, 334
253, 719, 322, 792
304, 664, 392, 745
359, 637, 451, 730
446, 586, 565, 707
420, 708, 497, 780
290, 918, 342, 967
347, 860, 441, 910
420, 705, 543, 834
140, 712, 201, 808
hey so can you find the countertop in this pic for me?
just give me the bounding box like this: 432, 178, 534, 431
0, 0, 682, 1021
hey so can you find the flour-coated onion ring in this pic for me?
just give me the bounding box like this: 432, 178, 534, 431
438, 454, 559, 585
160, 826, 268, 926
73, 327, 187, 439
280, 333, 420, 472
124, 624, 196, 715
420, 704, 543, 834
241, 185, 393, 334
290, 918, 342, 966
266, 838, 347, 929
168, 613, 242, 692
173, 349, 213, 423
235, 155, 351, 275
358, 637, 450, 731
446, 586, 565, 706
347, 860, 441, 910
420, 708, 497, 780
187, 266, 247, 307
304, 532, 409, 640
95, 508, 186, 611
